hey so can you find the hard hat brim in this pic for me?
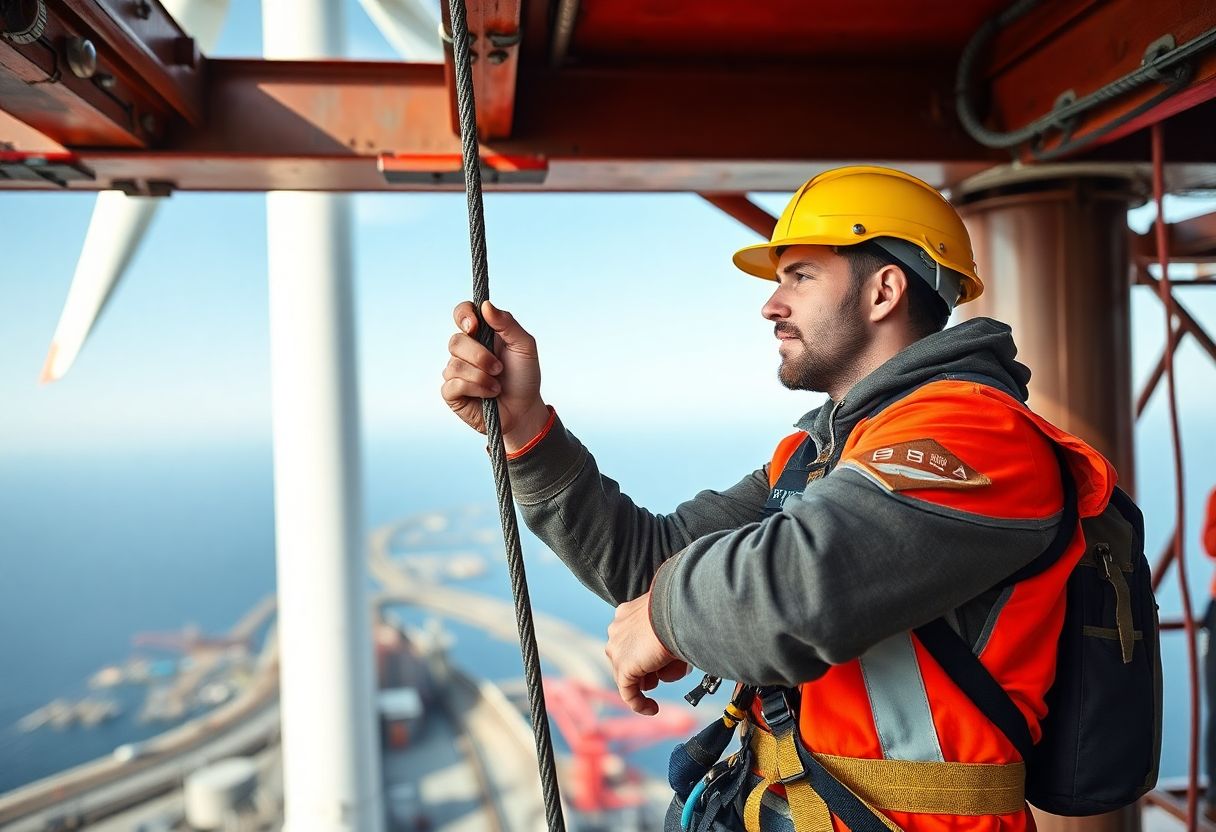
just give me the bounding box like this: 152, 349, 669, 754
732, 237, 825, 281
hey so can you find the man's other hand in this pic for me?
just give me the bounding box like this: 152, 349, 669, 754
442, 301, 550, 451
606, 592, 690, 715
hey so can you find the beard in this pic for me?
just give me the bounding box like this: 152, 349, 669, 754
777, 284, 869, 394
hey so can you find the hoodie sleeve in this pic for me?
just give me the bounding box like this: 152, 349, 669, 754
507, 412, 772, 605
649, 382, 1072, 687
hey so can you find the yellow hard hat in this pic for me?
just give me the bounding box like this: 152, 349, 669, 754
732, 165, 984, 305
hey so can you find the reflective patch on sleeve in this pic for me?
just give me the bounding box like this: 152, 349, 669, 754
841, 439, 991, 492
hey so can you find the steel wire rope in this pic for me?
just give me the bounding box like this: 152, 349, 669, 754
447, 0, 567, 829
1151, 121, 1200, 832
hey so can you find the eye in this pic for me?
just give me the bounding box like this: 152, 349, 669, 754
795, 271, 815, 282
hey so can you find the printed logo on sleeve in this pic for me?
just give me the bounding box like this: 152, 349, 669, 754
842, 438, 991, 492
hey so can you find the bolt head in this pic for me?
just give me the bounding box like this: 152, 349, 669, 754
487, 49, 508, 65
65, 37, 98, 79
95, 72, 116, 90
851, 223, 865, 235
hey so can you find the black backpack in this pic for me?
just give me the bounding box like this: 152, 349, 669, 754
916, 446, 1162, 815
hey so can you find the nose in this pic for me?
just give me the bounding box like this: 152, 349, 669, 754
762, 285, 790, 322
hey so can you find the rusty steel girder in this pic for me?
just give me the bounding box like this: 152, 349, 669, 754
0, 0, 202, 148
970, 0, 1216, 160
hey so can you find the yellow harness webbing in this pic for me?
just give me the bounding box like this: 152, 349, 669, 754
745, 727, 1026, 832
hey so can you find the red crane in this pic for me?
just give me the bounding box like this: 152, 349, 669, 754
543, 677, 698, 815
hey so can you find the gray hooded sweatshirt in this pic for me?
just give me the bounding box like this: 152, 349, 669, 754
507, 318, 1066, 687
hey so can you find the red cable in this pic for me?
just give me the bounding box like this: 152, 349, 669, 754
1151, 120, 1200, 832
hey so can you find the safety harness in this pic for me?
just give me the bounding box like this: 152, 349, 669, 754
743, 688, 1028, 832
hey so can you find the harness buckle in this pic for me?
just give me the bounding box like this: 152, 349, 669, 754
758, 687, 797, 733
776, 768, 808, 786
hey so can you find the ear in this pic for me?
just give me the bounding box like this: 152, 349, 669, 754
869, 264, 908, 324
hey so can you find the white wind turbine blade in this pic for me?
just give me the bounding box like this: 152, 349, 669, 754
161, 0, 229, 53
42, 192, 158, 382
42, 0, 230, 382
358, 0, 443, 62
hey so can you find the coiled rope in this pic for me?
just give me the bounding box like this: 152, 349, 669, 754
447, 1, 567, 830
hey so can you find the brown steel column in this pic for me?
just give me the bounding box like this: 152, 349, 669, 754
957, 174, 1139, 832
956, 175, 1138, 489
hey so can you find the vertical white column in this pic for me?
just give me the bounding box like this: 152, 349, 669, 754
262, 2, 384, 830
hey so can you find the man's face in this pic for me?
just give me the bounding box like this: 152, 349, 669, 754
763, 245, 870, 395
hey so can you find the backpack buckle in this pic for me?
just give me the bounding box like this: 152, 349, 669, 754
685, 674, 723, 707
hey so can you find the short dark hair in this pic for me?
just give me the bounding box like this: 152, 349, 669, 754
834, 244, 949, 338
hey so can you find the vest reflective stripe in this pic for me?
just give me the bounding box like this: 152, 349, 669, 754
859, 633, 945, 762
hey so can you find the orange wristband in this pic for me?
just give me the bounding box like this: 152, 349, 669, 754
506, 406, 557, 460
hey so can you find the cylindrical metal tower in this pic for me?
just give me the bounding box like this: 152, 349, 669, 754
956, 173, 1139, 485
957, 171, 1141, 832
263, 1, 385, 829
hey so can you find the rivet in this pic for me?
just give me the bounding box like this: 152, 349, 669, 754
851, 223, 865, 235
938, 242, 947, 253
140, 113, 158, 134
95, 73, 116, 90
133, 0, 152, 20
487, 49, 508, 64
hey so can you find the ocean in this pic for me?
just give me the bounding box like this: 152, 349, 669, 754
0, 425, 1211, 794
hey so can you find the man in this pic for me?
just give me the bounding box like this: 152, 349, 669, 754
441, 166, 1115, 831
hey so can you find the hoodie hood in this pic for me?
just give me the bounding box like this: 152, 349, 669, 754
795, 317, 1032, 455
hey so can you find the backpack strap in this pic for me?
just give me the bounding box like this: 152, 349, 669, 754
913, 444, 1079, 765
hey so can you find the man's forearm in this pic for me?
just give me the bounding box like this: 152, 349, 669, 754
508, 412, 771, 605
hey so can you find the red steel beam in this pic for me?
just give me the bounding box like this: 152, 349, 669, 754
1136, 273, 1216, 368
699, 194, 777, 238
440, 0, 523, 140
1, 58, 1005, 192
57, 0, 205, 124
1163, 211, 1216, 258
980, 0, 1216, 159
0, 0, 203, 149
1133, 212, 1216, 260
1151, 531, 1176, 593
1136, 324, 1185, 417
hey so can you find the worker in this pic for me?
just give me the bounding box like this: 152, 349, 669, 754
1205, 486, 1216, 822
440, 166, 1117, 831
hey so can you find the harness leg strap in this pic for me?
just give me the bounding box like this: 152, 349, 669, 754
744, 725, 832, 832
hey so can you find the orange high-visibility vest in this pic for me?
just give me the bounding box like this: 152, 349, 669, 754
758, 380, 1116, 832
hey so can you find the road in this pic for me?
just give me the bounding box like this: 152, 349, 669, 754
369, 523, 612, 687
